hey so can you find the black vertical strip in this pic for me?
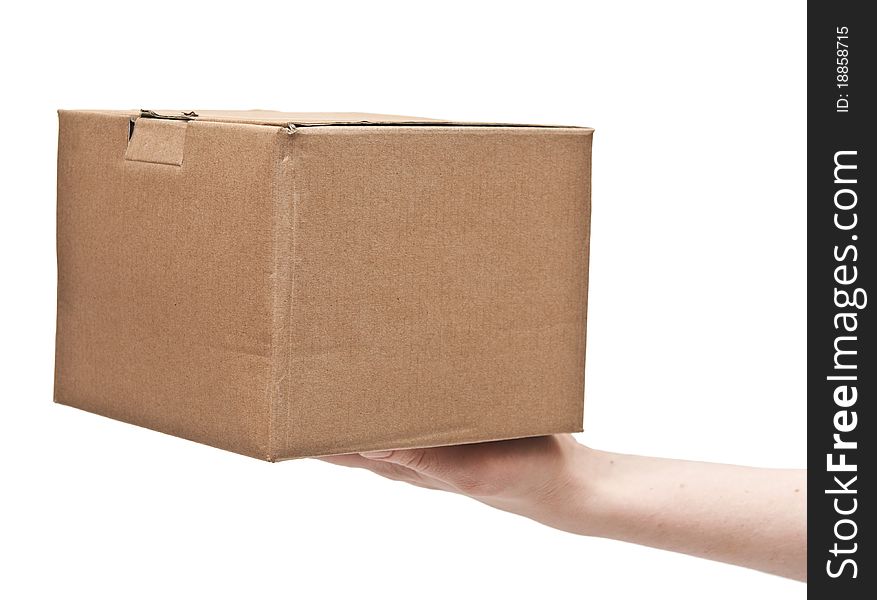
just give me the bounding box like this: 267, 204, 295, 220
808, 1, 873, 594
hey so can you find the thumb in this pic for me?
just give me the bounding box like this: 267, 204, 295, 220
360, 448, 438, 475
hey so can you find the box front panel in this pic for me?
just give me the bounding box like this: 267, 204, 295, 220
55, 112, 283, 459
282, 126, 591, 457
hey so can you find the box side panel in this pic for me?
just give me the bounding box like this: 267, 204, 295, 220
55, 111, 284, 459
279, 126, 591, 458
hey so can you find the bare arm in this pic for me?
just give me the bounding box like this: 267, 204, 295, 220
320, 435, 806, 580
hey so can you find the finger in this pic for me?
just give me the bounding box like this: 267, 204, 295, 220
360, 448, 452, 479
317, 454, 374, 468
317, 454, 444, 490
359, 446, 501, 496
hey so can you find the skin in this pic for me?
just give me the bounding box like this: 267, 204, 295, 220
320, 435, 807, 581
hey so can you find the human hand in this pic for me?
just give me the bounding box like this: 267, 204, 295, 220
319, 434, 595, 533
320, 434, 807, 580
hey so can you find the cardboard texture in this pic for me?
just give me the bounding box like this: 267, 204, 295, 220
55, 109, 593, 461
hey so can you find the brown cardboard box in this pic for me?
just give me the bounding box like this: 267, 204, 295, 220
55, 110, 593, 461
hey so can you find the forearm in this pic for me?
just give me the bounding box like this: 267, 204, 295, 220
556, 446, 807, 580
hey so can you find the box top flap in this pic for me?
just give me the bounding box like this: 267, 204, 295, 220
62, 109, 591, 130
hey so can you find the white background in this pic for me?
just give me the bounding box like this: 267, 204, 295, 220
0, 1, 806, 598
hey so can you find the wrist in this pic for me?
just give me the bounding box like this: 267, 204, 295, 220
555, 442, 612, 536
513, 439, 610, 537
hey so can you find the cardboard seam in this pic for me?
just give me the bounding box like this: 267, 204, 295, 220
281, 130, 299, 460
267, 139, 278, 461
267, 130, 295, 461
288, 122, 591, 130
71, 110, 593, 131
580, 133, 594, 433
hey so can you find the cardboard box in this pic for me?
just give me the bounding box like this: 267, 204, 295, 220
55, 109, 593, 461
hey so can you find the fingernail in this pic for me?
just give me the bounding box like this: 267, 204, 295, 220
361, 450, 393, 459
